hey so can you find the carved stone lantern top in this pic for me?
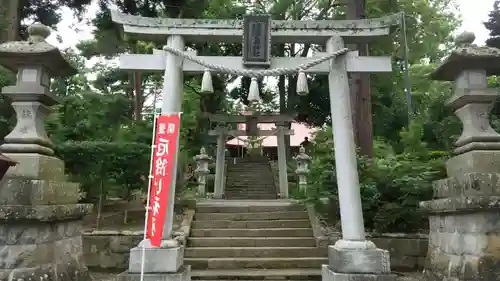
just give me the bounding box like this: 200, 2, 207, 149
194, 147, 211, 161
0, 24, 76, 77
431, 31, 500, 81
294, 146, 311, 162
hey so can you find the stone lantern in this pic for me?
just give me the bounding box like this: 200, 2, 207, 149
294, 146, 311, 192
193, 147, 212, 198
0, 24, 92, 281
420, 32, 500, 281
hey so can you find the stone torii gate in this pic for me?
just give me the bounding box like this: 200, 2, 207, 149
208, 113, 294, 199
112, 10, 400, 281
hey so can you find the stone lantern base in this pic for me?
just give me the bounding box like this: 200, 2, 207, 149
0, 153, 93, 281
420, 150, 500, 281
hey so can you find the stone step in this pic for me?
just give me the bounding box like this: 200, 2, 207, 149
228, 164, 270, 167
191, 219, 311, 229
226, 173, 273, 176
226, 171, 273, 174
184, 257, 327, 270
225, 195, 277, 199
191, 278, 321, 281
188, 237, 316, 247
194, 211, 308, 221
225, 190, 276, 196
226, 176, 274, 178
225, 184, 275, 188
185, 247, 326, 258
226, 196, 277, 200
191, 268, 321, 280
227, 177, 272, 179
226, 169, 272, 172
226, 179, 274, 182
195, 278, 321, 281
196, 205, 304, 213
225, 187, 275, 190
226, 180, 275, 184
225, 188, 275, 190
225, 187, 276, 191
190, 228, 313, 237
227, 177, 274, 179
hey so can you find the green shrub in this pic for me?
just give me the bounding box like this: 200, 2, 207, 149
55, 141, 150, 202
302, 124, 447, 233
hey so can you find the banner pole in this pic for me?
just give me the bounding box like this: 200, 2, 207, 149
140, 112, 160, 281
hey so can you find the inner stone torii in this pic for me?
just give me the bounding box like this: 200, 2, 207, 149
208, 113, 295, 199
112, 10, 401, 281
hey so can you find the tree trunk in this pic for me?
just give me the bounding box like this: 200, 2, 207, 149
133, 71, 142, 120
0, 0, 20, 42
347, 0, 373, 157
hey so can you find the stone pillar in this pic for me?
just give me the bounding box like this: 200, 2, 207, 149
276, 122, 289, 198
125, 35, 190, 281
221, 155, 227, 195
294, 146, 311, 193
194, 147, 211, 198
421, 32, 500, 281
162, 35, 185, 240
322, 36, 396, 281
214, 123, 226, 199
0, 24, 92, 281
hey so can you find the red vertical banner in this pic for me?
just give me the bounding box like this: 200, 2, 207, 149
146, 114, 181, 247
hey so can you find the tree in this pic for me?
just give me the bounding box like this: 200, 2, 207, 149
296, 0, 460, 150
0, 0, 20, 42
485, 0, 500, 48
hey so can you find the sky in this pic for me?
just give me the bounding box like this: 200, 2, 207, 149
46, 0, 495, 49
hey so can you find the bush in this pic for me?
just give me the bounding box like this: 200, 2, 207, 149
302, 123, 447, 233
55, 141, 150, 202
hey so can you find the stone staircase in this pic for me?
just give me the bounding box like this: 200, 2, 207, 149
185, 200, 327, 280
225, 156, 277, 199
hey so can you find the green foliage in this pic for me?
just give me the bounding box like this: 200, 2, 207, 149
55, 141, 150, 202
0, 67, 15, 141
303, 122, 447, 233
485, 0, 500, 48
296, 0, 461, 151
46, 92, 133, 143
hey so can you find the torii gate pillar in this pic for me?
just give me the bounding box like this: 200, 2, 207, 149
124, 34, 190, 281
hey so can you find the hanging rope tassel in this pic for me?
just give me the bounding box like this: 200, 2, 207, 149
201, 69, 214, 93
296, 71, 309, 96
248, 77, 261, 102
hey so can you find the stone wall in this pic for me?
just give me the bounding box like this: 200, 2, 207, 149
315, 232, 428, 272
83, 210, 194, 272
82, 231, 428, 272
83, 230, 142, 271
370, 233, 428, 271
